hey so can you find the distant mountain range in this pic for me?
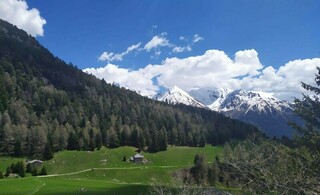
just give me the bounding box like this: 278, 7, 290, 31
156, 86, 299, 137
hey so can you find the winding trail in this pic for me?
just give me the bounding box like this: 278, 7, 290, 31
29, 182, 46, 195
37, 165, 179, 178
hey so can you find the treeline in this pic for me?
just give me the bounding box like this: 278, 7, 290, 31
2, 161, 47, 178
0, 19, 258, 157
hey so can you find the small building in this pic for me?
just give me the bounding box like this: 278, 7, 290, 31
26, 159, 43, 169
130, 153, 144, 163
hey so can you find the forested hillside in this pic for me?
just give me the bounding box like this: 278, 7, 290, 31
0, 19, 258, 157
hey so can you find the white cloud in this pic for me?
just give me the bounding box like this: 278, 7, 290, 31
98, 52, 114, 61
86, 49, 320, 101
179, 36, 186, 41
0, 0, 46, 37
172, 45, 192, 53
193, 34, 203, 43
240, 58, 320, 100
84, 64, 158, 97
98, 42, 141, 62
144, 34, 170, 51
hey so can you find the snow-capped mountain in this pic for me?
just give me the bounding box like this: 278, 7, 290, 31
214, 90, 297, 137
189, 88, 232, 110
158, 87, 299, 137
155, 86, 207, 108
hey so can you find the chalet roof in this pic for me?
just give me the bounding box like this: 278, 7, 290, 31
27, 159, 43, 164
134, 153, 144, 159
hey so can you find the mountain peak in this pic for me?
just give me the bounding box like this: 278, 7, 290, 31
158, 86, 297, 137
156, 86, 207, 108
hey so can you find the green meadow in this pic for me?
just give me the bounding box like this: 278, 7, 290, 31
0, 145, 222, 194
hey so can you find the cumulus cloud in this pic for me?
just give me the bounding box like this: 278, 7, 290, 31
0, 0, 46, 37
84, 64, 158, 97
144, 34, 171, 52
98, 42, 141, 62
172, 45, 192, 53
193, 34, 203, 43
86, 48, 320, 101
241, 58, 320, 100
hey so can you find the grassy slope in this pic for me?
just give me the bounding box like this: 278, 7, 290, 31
0, 145, 222, 194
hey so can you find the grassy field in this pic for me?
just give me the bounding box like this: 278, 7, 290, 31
0, 145, 222, 194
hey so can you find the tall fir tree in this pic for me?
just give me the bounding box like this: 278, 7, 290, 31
43, 141, 54, 160
291, 67, 320, 155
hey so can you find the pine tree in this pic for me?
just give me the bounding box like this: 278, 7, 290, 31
43, 141, 54, 160
291, 67, 320, 155
187, 132, 193, 147
0, 171, 4, 179
5, 166, 11, 177
191, 154, 207, 184
88, 138, 95, 151
67, 132, 80, 150
40, 166, 47, 175
17, 161, 25, 177
13, 140, 22, 156
223, 142, 232, 161
26, 163, 32, 173
31, 168, 38, 176
10, 163, 15, 174
95, 132, 102, 150
199, 134, 206, 147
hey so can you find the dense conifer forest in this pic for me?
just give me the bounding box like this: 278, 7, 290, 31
0, 19, 257, 158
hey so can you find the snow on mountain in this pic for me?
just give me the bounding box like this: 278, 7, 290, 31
156, 86, 299, 137
194, 89, 298, 137
186, 87, 299, 137
155, 86, 207, 108
217, 89, 291, 113
189, 88, 232, 110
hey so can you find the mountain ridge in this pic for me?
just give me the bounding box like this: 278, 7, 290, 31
156, 86, 298, 137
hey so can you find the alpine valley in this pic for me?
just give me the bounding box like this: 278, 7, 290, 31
156, 86, 299, 137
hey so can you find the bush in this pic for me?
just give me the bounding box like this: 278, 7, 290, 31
40, 166, 47, 175
31, 168, 38, 176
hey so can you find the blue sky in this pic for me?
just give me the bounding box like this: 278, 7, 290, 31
26, 0, 319, 69
1, 0, 320, 99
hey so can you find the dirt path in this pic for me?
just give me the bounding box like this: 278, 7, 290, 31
29, 182, 46, 195
37, 165, 179, 178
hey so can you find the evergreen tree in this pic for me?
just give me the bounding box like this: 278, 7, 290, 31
13, 140, 22, 156
208, 161, 220, 184
16, 161, 25, 177
108, 127, 119, 148
199, 134, 206, 147
5, 166, 11, 177
0, 171, 3, 179
291, 67, 320, 155
138, 132, 146, 151
43, 141, 54, 160
88, 138, 95, 151
187, 132, 193, 147
10, 163, 15, 173
67, 132, 80, 150
40, 166, 47, 175
122, 155, 127, 162
148, 131, 159, 153
95, 132, 102, 150
26, 163, 32, 173
31, 168, 38, 176
223, 142, 232, 161
190, 154, 207, 184
159, 129, 167, 151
